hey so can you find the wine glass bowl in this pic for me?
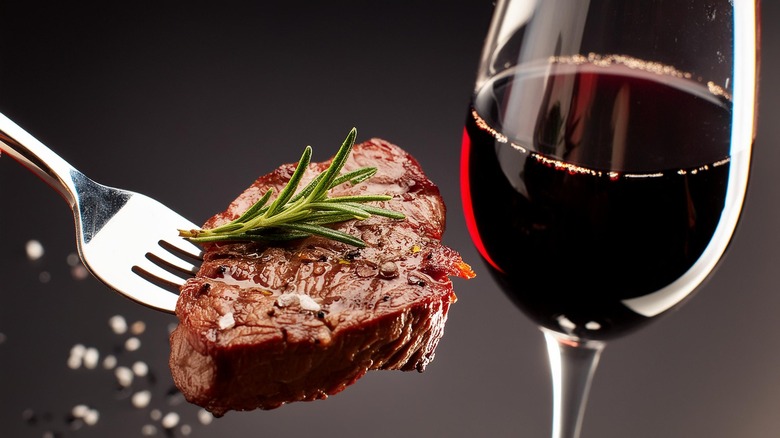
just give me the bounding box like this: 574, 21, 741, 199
461, 1, 759, 436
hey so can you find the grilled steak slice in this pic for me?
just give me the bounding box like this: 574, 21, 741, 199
169, 138, 473, 416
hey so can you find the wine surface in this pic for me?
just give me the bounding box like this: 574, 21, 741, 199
462, 57, 735, 340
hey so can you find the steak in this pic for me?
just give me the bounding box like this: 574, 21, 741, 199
169, 138, 473, 416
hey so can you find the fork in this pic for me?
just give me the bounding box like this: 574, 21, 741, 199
0, 112, 202, 313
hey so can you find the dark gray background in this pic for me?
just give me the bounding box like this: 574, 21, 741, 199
0, 1, 776, 437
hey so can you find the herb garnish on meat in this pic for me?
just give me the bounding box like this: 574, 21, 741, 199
178, 128, 405, 247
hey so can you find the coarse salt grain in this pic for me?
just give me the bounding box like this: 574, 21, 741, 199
197, 409, 214, 425
141, 424, 157, 436
83, 347, 99, 369
71, 265, 89, 280
131, 320, 146, 335
161, 412, 180, 429
67, 344, 86, 369
109, 315, 127, 335
115, 366, 134, 387
275, 293, 321, 312
132, 390, 152, 409
66, 252, 80, 266
103, 355, 117, 370
132, 361, 149, 377
25, 240, 44, 260
181, 424, 192, 436
125, 337, 141, 351
150, 409, 162, 421
298, 294, 321, 312
275, 293, 299, 308
218, 312, 235, 330
72, 404, 89, 418
83, 409, 99, 426
38, 271, 51, 283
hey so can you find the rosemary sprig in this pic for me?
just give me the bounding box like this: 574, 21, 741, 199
178, 128, 405, 248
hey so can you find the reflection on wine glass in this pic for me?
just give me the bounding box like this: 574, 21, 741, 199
460, 1, 759, 437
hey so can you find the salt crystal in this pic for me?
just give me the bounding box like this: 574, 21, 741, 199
109, 315, 128, 335
25, 240, 44, 260
66, 252, 81, 266
275, 293, 321, 312
71, 404, 89, 418
218, 313, 235, 330
298, 294, 321, 312
71, 265, 89, 280
67, 355, 82, 370
130, 320, 146, 335
275, 293, 299, 307
38, 271, 51, 283
83, 408, 99, 426
132, 361, 149, 377
83, 347, 99, 369
103, 355, 117, 369
125, 337, 141, 351
161, 412, 180, 429
132, 390, 152, 409
141, 424, 157, 436
67, 344, 86, 369
150, 409, 162, 421
585, 321, 602, 330
115, 366, 134, 387
181, 424, 192, 436
197, 409, 214, 425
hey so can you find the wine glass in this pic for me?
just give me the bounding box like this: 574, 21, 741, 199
460, 1, 760, 437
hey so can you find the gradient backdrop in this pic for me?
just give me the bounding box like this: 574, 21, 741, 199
1, 2, 777, 437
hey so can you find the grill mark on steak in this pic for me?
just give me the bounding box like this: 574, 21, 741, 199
169, 138, 473, 416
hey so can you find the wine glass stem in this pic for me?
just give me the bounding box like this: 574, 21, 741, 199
542, 329, 606, 438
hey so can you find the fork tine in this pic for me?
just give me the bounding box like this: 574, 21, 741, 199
147, 247, 199, 277
134, 256, 190, 288
160, 235, 203, 261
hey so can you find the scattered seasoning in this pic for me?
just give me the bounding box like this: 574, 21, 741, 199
102, 355, 117, 370
410, 245, 421, 254
379, 261, 398, 278
132, 390, 152, 409
125, 337, 141, 351
131, 320, 147, 335
83, 347, 100, 369
141, 424, 157, 436
115, 366, 134, 387
109, 315, 128, 335
25, 239, 44, 260
218, 313, 236, 330
197, 409, 214, 425
132, 361, 149, 377
161, 412, 181, 429
38, 271, 51, 283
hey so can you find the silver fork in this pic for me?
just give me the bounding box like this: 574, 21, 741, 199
0, 112, 201, 313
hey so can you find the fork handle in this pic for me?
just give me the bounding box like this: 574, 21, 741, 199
0, 112, 81, 206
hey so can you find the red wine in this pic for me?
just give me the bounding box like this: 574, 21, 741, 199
462, 56, 740, 340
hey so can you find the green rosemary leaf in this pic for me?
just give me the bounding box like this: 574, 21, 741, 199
179, 128, 405, 247
329, 167, 378, 188
265, 145, 312, 217
279, 223, 367, 248
343, 202, 407, 219
231, 189, 274, 224
306, 202, 372, 219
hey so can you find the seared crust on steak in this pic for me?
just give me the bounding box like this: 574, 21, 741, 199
169, 139, 473, 416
